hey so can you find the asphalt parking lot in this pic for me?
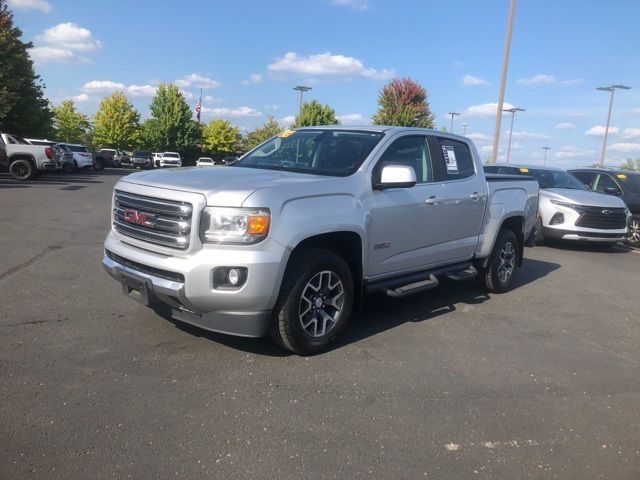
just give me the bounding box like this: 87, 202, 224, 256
1, 169, 639, 479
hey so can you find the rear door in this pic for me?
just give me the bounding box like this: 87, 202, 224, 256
571, 170, 597, 189
427, 136, 487, 259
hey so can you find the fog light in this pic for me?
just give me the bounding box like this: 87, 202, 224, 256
228, 268, 240, 285
550, 212, 564, 225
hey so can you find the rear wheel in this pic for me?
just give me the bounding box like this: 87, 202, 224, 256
479, 229, 519, 293
270, 248, 354, 355
9, 159, 35, 180
626, 215, 640, 248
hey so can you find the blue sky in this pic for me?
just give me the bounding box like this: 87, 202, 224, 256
9, 0, 640, 166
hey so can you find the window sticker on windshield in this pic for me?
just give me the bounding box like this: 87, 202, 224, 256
278, 129, 295, 138
617, 174, 627, 179
442, 145, 458, 174
519, 167, 529, 173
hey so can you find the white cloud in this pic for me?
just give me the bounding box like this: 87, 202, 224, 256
337, 113, 364, 124
461, 74, 490, 87
203, 95, 224, 104
82, 80, 156, 97
466, 133, 490, 142
479, 145, 494, 153
29, 46, 81, 63
622, 128, 640, 139
329, 0, 370, 10
585, 125, 619, 137
66, 93, 89, 103
464, 102, 514, 118
517, 74, 555, 86
202, 106, 261, 118
174, 73, 221, 89
555, 122, 576, 130
633, 108, 640, 115
7, 0, 51, 12
180, 90, 195, 101
268, 52, 394, 80
242, 73, 263, 86
608, 142, 640, 153
554, 146, 595, 159
280, 115, 296, 127
506, 130, 551, 140
30, 22, 101, 63
264, 104, 281, 111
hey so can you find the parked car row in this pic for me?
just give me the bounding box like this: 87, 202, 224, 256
483, 164, 638, 248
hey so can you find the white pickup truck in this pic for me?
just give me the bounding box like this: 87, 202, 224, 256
103, 126, 539, 354
0, 132, 61, 180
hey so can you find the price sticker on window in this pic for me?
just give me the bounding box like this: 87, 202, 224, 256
442, 145, 459, 174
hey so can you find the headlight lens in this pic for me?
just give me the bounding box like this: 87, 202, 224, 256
550, 199, 577, 209
200, 207, 270, 244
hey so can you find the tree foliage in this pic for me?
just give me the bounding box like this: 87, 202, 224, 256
0, 0, 52, 137
620, 158, 640, 171
93, 92, 141, 149
143, 84, 198, 155
242, 116, 281, 152
292, 100, 340, 128
372, 77, 435, 128
52, 100, 89, 143
202, 119, 240, 159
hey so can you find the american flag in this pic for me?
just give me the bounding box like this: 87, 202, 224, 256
195, 98, 201, 122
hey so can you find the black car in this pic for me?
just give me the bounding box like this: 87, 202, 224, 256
129, 150, 154, 169
569, 168, 640, 247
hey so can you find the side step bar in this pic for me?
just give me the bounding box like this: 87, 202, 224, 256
386, 275, 438, 298
445, 265, 478, 281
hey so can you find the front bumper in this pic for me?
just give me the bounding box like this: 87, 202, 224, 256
542, 226, 626, 243
102, 231, 288, 337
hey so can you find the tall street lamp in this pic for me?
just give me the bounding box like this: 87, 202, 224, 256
490, 0, 517, 163
503, 107, 525, 163
596, 84, 631, 166
448, 112, 460, 133
542, 146, 551, 165
293, 85, 312, 117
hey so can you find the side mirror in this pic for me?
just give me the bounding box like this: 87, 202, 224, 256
604, 186, 622, 195
374, 164, 417, 190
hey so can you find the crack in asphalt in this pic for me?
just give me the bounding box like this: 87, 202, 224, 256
0, 245, 63, 282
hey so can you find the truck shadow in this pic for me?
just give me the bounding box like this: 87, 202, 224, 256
169, 257, 560, 357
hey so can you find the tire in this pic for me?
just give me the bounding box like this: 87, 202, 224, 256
626, 215, 640, 248
93, 158, 105, 170
9, 159, 35, 180
534, 216, 544, 245
479, 229, 519, 293
63, 162, 75, 173
270, 248, 354, 355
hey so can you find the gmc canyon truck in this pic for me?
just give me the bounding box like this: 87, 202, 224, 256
103, 127, 539, 354
0, 132, 61, 180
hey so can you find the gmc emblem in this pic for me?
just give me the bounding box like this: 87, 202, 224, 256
601, 209, 613, 215
123, 209, 156, 227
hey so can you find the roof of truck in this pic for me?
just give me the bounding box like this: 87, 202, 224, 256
295, 125, 471, 142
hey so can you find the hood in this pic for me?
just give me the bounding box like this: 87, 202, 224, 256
120, 166, 331, 207
542, 188, 627, 208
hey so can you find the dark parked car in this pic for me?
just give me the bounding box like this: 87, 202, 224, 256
129, 150, 154, 169
569, 168, 640, 247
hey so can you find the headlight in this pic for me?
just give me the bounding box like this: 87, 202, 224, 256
200, 207, 270, 244
550, 199, 577, 209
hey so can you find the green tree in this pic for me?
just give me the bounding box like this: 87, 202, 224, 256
0, 0, 52, 137
372, 77, 435, 128
202, 119, 240, 159
52, 100, 89, 143
242, 116, 281, 152
620, 158, 640, 171
143, 84, 198, 156
93, 92, 141, 149
292, 100, 340, 128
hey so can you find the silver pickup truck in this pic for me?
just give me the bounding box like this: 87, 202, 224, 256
0, 132, 61, 180
103, 126, 539, 354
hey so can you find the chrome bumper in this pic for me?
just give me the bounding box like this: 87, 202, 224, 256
102, 255, 271, 338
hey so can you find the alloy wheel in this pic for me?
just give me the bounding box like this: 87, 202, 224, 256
629, 218, 640, 245
299, 270, 344, 338
497, 242, 516, 283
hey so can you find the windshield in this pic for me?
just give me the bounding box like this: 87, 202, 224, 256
164, 153, 179, 158
68, 145, 89, 153
527, 168, 588, 190
133, 151, 151, 157
616, 173, 640, 194
237, 129, 384, 176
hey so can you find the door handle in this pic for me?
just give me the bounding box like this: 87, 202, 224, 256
469, 192, 483, 200
425, 196, 439, 205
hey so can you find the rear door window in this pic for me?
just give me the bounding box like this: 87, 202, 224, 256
430, 137, 475, 181
571, 171, 596, 188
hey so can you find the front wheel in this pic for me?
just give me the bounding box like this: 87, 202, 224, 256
626, 215, 640, 248
479, 229, 519, 293
270, 248, 354, 355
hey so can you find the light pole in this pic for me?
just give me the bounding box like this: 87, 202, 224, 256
503, 107, 525, 163
448, 112, 460, 132
596, 84, 630, 166
542, 146, 550, 165
490, 0, 517, 164
293, 85, 312, 117
462, 123, 468, 135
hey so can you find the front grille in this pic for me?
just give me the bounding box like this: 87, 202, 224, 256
105, 250, 184, 283
574, 206, 627, 230
113, 190, 192, 249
